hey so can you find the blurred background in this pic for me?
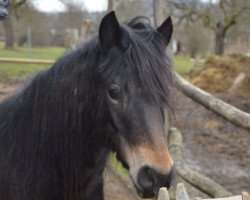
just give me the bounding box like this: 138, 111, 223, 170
0, 1, 250, 200
1, 0, 250, 55
0, 0, 250, 82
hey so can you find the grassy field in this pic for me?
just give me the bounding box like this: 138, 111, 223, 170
173, 55, 194, 74
0, 42, 65, 82
0, 42, 65, 60
0, 43, 193, 82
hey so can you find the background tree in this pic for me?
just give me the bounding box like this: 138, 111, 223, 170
166, 0, 250, 55
15, 4, 53, 46
185, 23, 210, 58
107, 0, 114, 13
59, 0, 85, 31
2, 0, 29, 49
115, 0, 150, 22
153, 0, 164, 27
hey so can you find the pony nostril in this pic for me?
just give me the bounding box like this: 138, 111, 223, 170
137, 165, 176, 190
137, 166, 155, 191
136, 165, 175, 198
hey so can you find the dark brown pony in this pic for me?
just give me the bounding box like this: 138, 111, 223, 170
0, 11, 174, 200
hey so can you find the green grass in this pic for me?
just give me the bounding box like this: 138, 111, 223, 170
0, 42, 65, 60
0, 42, 65, 82
173, 55, 194, 74
0, 63, 50, 82
109, 153, 129, 179
0, 41, 194, 83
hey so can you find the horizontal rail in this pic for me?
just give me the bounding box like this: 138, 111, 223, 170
177, 164, 232, 198
0, 57, 55, 65
174, 72, 250, 131
158, 183, 249, 200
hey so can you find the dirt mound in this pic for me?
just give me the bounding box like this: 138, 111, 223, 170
189, 54, 250, 97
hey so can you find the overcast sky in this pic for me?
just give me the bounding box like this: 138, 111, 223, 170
34, 0, 107, 12
34, 0, 214, 13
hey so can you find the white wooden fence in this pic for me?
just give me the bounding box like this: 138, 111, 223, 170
157, 184, 249, 200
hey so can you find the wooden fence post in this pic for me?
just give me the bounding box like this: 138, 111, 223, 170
168, 128, 184, 199
167, 128, 232, 198
176, 183, 191, 200
242, 192, 250, 200
158, 187, 171, 200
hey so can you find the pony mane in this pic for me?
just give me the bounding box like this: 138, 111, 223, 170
123, 17, 173, 107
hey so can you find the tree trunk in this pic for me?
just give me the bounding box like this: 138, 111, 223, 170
3, 16, 14, 50
153, 0, 163, 27
190, 49, 197, 59
214, 24, 225, 55
215, 32, 224, 55
107, 0, 114, 12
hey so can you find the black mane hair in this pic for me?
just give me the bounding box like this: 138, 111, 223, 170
0, 16, 173, 200
123, 17, 173, 106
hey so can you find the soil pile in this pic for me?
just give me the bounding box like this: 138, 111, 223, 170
189, 54, 250, 97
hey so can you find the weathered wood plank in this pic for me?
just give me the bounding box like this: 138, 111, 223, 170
176, 183, 191, 200
202, 195, 242, 200
177, 163, 232, 198
168, 128, 184, 200
0, 57, 54, 65
242, 192, 250, 200
168, 127, 184, 164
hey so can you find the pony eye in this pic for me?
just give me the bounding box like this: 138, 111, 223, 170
108, 88, 119, 100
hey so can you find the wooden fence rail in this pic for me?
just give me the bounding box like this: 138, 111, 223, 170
174, 72, 250, 131
0, 57, 54, 65
157, 185, 249, 200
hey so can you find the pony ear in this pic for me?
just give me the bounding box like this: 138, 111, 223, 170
99, 11, 122, 49
157, 16, 173, 46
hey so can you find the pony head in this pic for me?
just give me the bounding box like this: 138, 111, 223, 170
98, 11, 175, 198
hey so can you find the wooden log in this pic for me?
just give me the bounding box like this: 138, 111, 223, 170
177, 164, 232, 198
0, 57, 54, 65
174, 72, 250, 131
168, 128, 184, 200
158, 187, 170, 200
168, 128, 184, 164
167, 128, 232, 198
176, 183, 190, 200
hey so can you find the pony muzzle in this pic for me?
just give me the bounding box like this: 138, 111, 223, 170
123, 144, 175, 198
136, 165, 175, 198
